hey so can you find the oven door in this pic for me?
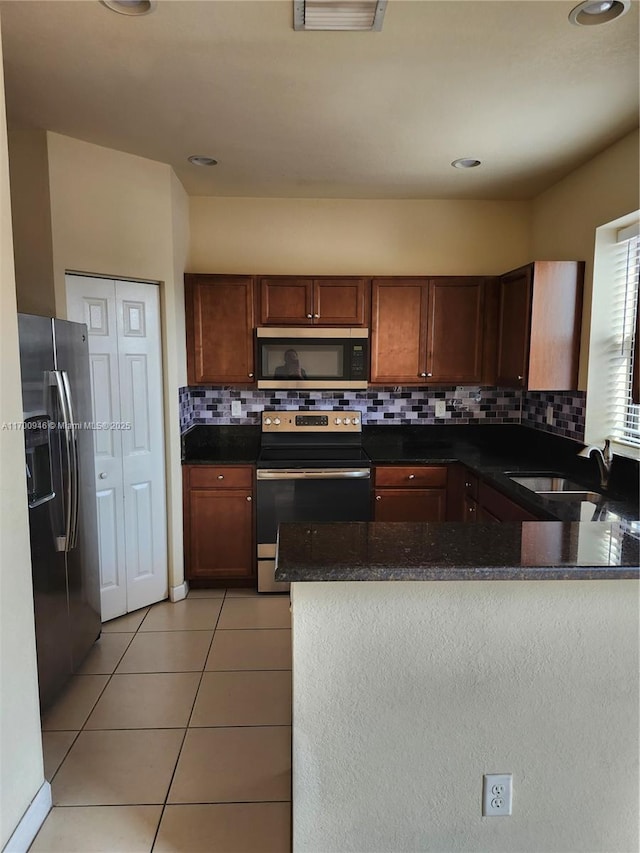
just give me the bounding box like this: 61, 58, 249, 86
256, 467, 371, 591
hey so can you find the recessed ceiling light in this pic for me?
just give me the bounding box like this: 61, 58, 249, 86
451, 158, 481, 169
294, 0, 387, 32
568, 0, 630, 26
100, 0, 156, 15
188, 156, 218, 167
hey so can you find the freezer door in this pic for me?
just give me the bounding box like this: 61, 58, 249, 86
18, 313, 73, 711
54, 319, 101, 668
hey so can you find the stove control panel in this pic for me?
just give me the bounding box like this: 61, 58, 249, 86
261, 410, 362, 433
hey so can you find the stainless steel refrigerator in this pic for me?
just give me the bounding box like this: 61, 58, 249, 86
18, 313, 101, 712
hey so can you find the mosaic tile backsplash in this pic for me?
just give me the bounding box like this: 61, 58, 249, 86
521, 391, 586, 442
180, 386, 523, 430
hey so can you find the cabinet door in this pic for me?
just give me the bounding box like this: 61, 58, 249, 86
496, 266, 532, 387
426, 278, 484, 382
186, 275, 255, 385
313, 279, 369, 326
373, 489, 446, 521
186, 489, 254, 580
259, 278, 313, 325
371, 278, 429, 384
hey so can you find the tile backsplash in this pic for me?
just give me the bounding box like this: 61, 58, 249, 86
521, 391, 586, 442
180, 386, 522, 430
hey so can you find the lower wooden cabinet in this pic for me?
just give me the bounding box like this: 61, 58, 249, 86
373, 465, 448, 521
183, 465, 255, 585
477, 481, 539, 522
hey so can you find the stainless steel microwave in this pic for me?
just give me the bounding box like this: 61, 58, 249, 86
256, 327, 369, 389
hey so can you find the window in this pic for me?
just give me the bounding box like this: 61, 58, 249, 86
609, 225, 639, 447
585, 213, 640, 459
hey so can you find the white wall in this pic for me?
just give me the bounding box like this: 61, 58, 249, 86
188, 197, 532, 275
291, 580, 639, 853
531, 129, 640, 388
0, 18, 46, 848
46, 132, 188, 592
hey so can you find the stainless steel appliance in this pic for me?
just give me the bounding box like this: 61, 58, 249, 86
18, 313, 101, 712
256, 328, 369, 390
256, 410, 371, 591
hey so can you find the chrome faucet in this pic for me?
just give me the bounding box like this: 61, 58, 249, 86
577, 439, 612, 491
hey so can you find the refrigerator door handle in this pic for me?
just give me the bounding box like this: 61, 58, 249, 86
61, 370, 80, 551
51, 370, 74, 553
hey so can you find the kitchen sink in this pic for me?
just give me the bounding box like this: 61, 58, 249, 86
506, 474, 603, 507
535, 490, 602, 503
507, 475, 592, 493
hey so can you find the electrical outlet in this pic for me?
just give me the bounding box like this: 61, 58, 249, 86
435, 400, 447, 418
483, 774, 512, 816
231, 400, 242, 417
546, 405, 554, 426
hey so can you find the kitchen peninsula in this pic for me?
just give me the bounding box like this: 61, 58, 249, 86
279, 521, 639, 853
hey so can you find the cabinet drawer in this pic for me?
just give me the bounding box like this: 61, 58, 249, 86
188, 466, 253, 489
375, 465, 448, 488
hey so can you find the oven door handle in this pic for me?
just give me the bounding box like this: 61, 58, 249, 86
257, 468, 371, 480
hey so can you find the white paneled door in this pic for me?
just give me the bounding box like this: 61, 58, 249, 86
67, 275, 168, 620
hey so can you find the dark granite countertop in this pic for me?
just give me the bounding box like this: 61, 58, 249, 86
181, 425, 261, 464
181, 423, 639, 522
275, 521, 640, 581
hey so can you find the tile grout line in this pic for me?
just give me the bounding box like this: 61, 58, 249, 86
149, 588, 228, 851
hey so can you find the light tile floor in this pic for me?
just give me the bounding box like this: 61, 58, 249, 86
32, 589, 292, 853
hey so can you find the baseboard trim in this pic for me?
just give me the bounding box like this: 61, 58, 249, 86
169, 581, 189, 602
3, 780, 51, 853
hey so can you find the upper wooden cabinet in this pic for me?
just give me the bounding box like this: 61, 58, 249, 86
496, 262, 584, 390
259, 277, 369, 326
185, 274, 256, 385
370, 277, 485, 384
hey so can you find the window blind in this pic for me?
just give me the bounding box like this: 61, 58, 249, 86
608, 229, 640, 447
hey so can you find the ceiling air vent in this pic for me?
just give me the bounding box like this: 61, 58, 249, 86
293, 0, 387, 31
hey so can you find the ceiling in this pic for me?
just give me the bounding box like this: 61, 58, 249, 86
0, 0, 638, 200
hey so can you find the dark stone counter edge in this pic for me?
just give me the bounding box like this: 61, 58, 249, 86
275, 566, 640, 582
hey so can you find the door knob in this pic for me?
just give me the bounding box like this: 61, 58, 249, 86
99, 472, 107, 479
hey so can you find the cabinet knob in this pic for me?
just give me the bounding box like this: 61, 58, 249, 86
246, 496, 252, 501
517, 375, 523, 381
419, 373, 427, 377
248, 373, 254, 378
468, 506, 475, 513
217, 474, 224, 480
99, 472, 107, 479
314, 313, 320, 318
427, 372, 433, 377
306, 314, 313, 319
408, 474, 415, 480
465, 481, 472, 488
375, 495, 382, 501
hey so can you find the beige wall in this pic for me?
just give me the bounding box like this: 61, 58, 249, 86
0, 20, 46, 848
46, 132, 188, 591
292, 579, 639, 852
7, 128, 56, 316
188, 197, 532, 276
531, 129, 640, 388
